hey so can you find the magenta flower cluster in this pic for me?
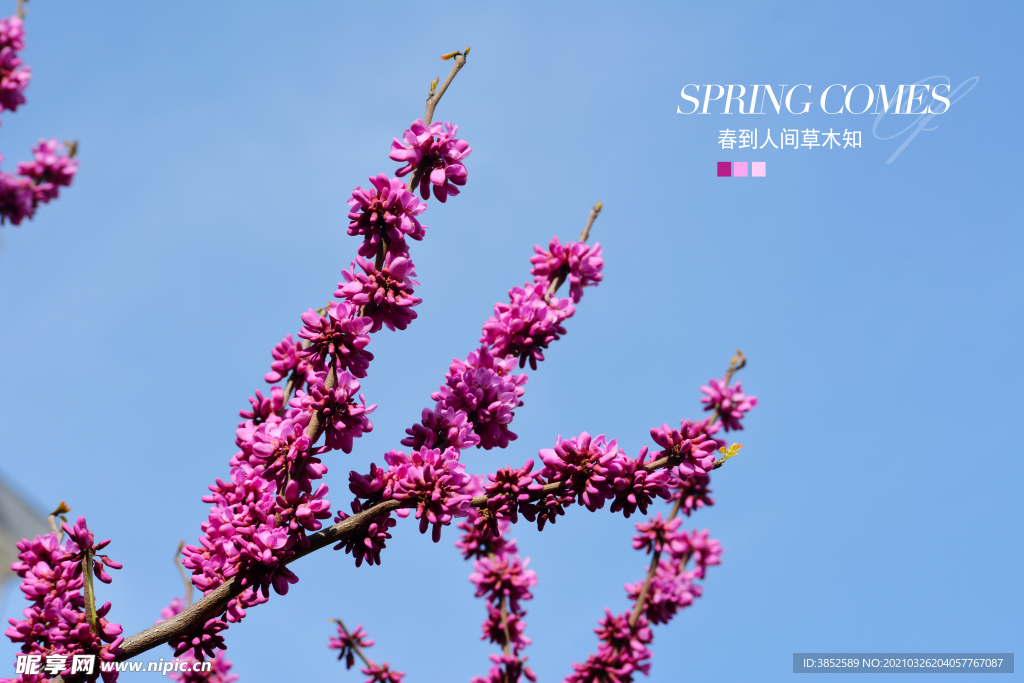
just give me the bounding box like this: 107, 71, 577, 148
328, 621, 404, 683
0, 15, 78, 226
173, 116, 472, 653
4, 518, 124, 683
458, 478, 538, 683
700, 377, 758, 431
156, 599, 238, 683
1, 138, 78, 226
530, 236, 604, 304
0, 16, 29, 114
390, 119, 470, 202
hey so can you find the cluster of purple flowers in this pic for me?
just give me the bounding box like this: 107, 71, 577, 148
530, 236, 604, 304
390, 119, 470, 202
4, 517, 124, 683
458, 478, 538, 683
175, 116, 472, 653
0, 15, 29, 114
700, 378, 758, 431
564, 487, 725, 683
0, 137, 78, 225
0, 14, 78, 226
156, 599, 238, 683
329, 622, 404, 683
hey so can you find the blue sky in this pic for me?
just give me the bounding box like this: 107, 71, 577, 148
1, 2, 1021, 682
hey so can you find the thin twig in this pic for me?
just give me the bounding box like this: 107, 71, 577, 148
15, 0, 27, 20
577, 201, 603, 243
425, 48, 470, 126
82, 549, 99, 637
175, 541, 193, 608
407, 48, 470, 196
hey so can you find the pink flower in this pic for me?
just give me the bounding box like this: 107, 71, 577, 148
346, 174, 426, 259
329, 622, 374, 670
530, 237, 604, 304
386, 446, 473, 542
336, 253, 421, 333
298, 302, 374, 379
481, 283, 574, 370
401, 404, 481, 451
537, 432, 627, 512
700, 378, 757, 431
292, 369, 376, 454
432, 346, 527, 450
390, 119, 470, 202
16, 139, 78, 205
649, 419, 722, 477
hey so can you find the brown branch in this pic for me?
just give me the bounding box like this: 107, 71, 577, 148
79, 444, 734, 669
426, 48, 469, 126
407, 48, 470, 197
15, 0, 27, 20
578, 201, 603, 243
82, 549, 99, 637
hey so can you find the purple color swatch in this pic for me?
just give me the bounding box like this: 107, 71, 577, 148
717, 161, 731, 177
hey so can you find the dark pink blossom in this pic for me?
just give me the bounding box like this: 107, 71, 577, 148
631, 513, 685, 555
537, 432, 626, 512
333, 505, 396, 568
649, 419, 722, 477
401, 404, 481, 451
530, 237, 604, 304
329, 622, 374, 670
667, 472, 714, 516
170, 617, 228, 661
608, 446, 671, 519
360, 661, 405, 683
0, 172, 33, 225
336, 253, 421, 333
468, 554, 536, 614
16, 139, 78, 205
471, 653, 537, 683
700, 378, 758, 431
481, 283, 575, 370
346, 174, 426, 259
386, 446, 473, 542
264, 333, 310, 384
432, 345, 527, 450
292, 370, 376, 454
390, 119, 470, 202
0, 15, 29, 114
297, 302, 374, 379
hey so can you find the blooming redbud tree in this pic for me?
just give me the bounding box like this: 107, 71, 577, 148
3, 47, 757, 683
0, 5, 77, 227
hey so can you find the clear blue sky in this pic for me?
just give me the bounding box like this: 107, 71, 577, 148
1, 2, 1021, 682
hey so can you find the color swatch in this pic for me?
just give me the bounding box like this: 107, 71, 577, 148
717, 162, 766, 177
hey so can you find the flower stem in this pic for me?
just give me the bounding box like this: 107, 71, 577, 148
82, 548, 100, 636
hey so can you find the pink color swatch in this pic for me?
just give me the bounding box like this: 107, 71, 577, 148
733, 162, 748, 177
752, 161, 766, 177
